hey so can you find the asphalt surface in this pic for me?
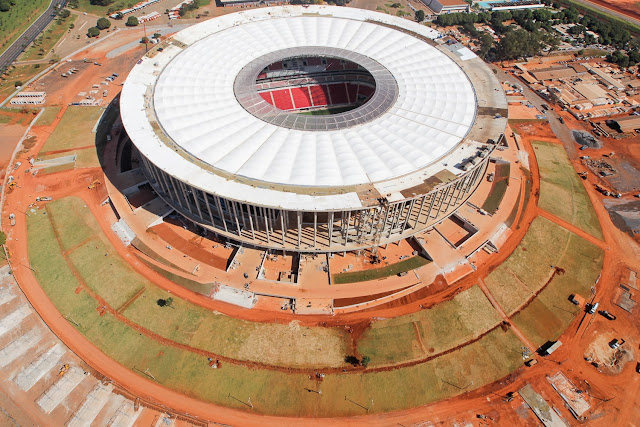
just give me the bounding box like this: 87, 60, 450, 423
0, 0, 67, 73
491, 64, 579, 159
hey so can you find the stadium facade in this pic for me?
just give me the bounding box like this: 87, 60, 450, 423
120, 6, 507, 253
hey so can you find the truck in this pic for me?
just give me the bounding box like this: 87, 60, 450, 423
587, 302, 599, 314
598, 310, 616, 320
9, 213, 15, 226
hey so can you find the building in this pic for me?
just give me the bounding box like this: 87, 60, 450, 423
421, 0, 470, 14
613, 115, 640, 133
10, 91, 46, 105
120, 6, 507, 253
478, 0, 544, 11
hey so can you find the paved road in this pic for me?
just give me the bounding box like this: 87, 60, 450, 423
571, 0, 640, 27
491, 64, 579, 158
0, 0, 67, 73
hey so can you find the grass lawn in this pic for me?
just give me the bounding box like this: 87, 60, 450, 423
486, 216, 603, 320
333, 256, 430, 284
19, 14, 77, 62
482, 162, 511, 214
533, 140, 602, 239
485, 217, 570, 315
45, 197, 95, 250
39, 106, 102, 154
0, 0, 49, 58
0, 64, 45, 102
26, 196, 524, 415
138, 257, 214, 295
298, 106, 354, 116
124, 284, 350, 368
512, 232, 603, 348
357, 285, 502, 365
36, 106, 61, 126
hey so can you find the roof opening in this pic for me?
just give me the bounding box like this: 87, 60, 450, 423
255, 55, 376, 116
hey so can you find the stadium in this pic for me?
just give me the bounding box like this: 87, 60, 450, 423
120, 5, 508, 253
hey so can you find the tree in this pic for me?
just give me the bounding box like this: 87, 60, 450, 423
96, 17, 111, 30
126, 16, 138, 26
415, 9, 425, 22
87, 26, 100, 37
344, 355, 360, 366
58, 8, 70, 18
89, 0, 115, 5
14, 80, 22, 87
140, 36, 149, 44
0, 0, 10, 12
361, 356, 371, 367
153, 32, 161, 39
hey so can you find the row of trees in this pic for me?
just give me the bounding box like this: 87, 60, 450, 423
434, 5, 637, 62
0, 0, 15, 12
87, 16, 112, 38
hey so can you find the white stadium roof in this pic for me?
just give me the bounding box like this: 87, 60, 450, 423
121, 5, 507, 211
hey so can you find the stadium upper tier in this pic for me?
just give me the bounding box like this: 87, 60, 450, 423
121, 6, 507, 251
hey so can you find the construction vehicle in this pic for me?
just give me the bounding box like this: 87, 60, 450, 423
36, 196, 52, 202
595, 185, 610, 196
88, 179, 101, 190
58, 364, 69, 377
578, 172, 587, 180
7, 181, 17, 189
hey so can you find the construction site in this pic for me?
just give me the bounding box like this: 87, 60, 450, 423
0, 2, 639, 427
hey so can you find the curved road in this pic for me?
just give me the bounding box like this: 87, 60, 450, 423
0, 0, 67, 73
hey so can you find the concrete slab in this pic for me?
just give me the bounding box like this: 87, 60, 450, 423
547, 372, 590, 419
111, 218, 136, 246
0, 286, 16, 307
36, 366, 87, 414
108, 400, 142, 427
13, 343, 65, 391
67, 382, 114, 427
519, 384, 568, 427
0, 305, 30, 338
212, 284, 256, 309
0, 329, 41, 368
155, 414, 176, 426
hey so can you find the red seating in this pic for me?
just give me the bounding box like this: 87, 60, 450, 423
290, 87, 312, 109
309, 85, 328, 107
307, 57, 322, 66
359, 85, 374, 98
270, 89, 294, 110
328, 83, 349, 105
347, 83, 359, 104
259, 92, 273, 103
269, 61, 283, 71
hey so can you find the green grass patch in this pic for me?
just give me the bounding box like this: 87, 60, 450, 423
19, 14, 77, 62
357, 285, 502, 366
508, 118, 546, 124
39, 106, 102, 154
0, 64, 45, 102
297, 106, 355, 115
137, 257, 214, 295
486, 216, 603, 320
512, 232, 603, 348
0, 0, 49, 58
45, 197, 96, 251
27, 196, 525, 416
532, 140, 602, 239
37, 106, 61, 126
333, 256, 430, 284
481, 162, 511, 214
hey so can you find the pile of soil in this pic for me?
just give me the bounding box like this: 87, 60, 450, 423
573, 130, 602, 148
